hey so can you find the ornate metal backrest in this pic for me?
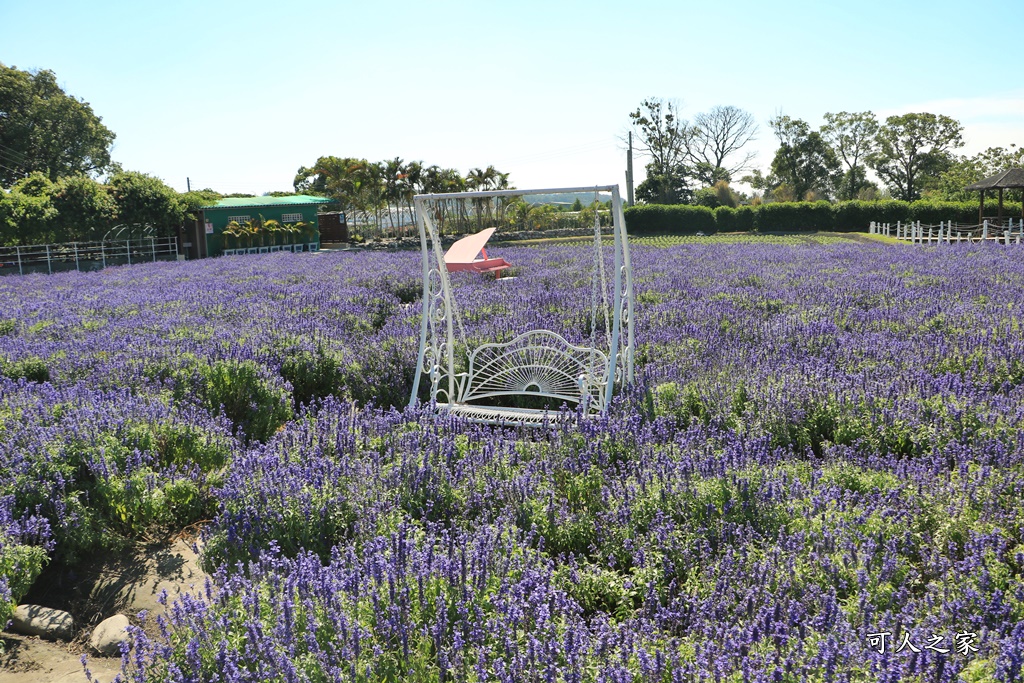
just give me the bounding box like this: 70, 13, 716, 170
409, 185, 634, 416
459, 330, 609, 410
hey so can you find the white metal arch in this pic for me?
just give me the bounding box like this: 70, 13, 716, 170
409, 185, 634, 424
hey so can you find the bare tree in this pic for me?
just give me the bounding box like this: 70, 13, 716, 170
688, 105, 758, 185
821, 111, 879, 201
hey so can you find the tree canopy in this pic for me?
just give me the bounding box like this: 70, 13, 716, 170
0, 63, 115, 186
867, 113, 964, 201
821, 112, 879, 200
628, 99, 758, 204
766, 115, 839, 201
294, 157, 510, 234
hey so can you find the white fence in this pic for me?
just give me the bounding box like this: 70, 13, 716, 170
0, 237, 179, 276
869, 219, 1024, 245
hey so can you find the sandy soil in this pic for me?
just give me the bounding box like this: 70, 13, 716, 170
1, 538, 208, 683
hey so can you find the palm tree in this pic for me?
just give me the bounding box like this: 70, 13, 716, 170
223, 220, 246, 251
260, 215, 283, 247
383, 157, 405, 235
242, 219, 262, 248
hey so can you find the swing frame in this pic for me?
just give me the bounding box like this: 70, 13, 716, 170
409, 185, 634, 424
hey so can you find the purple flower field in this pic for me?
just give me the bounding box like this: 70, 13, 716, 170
1, 237, 1023, 681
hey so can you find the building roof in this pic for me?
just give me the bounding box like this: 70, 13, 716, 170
964, 168, 1024, 191
201, 195, 334, 210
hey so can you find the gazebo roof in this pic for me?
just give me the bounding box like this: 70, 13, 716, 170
965, 168, 1024, 191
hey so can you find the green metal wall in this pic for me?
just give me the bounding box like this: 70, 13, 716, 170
202, 204, 323, 256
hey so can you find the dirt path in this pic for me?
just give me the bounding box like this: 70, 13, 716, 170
2, 538, 208, 682
1, 633, 122, 683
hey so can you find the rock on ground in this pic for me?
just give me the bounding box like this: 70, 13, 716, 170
89, 614, 131, 656
8, 605, 74, 640
87, 538, 209, 625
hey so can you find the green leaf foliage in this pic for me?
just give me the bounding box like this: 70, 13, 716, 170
0, 63, 115, 186
624, 204, 716, 235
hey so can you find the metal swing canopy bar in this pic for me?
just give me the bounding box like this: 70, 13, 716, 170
409, 184, 635, 425
965, 168, 1024, 224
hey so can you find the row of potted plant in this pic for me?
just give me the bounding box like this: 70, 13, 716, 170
222, 216, 318, 250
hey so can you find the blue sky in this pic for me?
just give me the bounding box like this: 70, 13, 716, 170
2, 0, 1021, 195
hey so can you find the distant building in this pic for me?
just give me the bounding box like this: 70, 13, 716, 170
182, 195, 335, 259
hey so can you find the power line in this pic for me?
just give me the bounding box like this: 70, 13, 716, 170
0, 160, 24, 177
0, 152, 27, 171
0, 143, 33, 167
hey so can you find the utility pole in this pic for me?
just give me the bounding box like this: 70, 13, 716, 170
626, 131, 634, 207
186, 177, 191, 192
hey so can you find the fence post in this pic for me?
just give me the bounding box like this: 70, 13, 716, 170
45, 245, 52, 274
101, 242, 106, 269
16, 246, 22, 276
897, 220, 902, 239
151, 237, 156, 261
126, 240, 131, 265
74, 243, 80, 272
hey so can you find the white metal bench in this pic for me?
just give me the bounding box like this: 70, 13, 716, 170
437, 330, 608, 425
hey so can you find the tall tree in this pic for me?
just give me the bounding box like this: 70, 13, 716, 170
0, 172, 57, 244
768, 116, 840, 201
688, 105, 758, 185
932, 145, 1024, 201
107, 171, 185, 237
629, 98, 694, 204
867, 113, 963, 201
0, 63, 115, 186
50, 175, 116, 241
821, 111, 878, 200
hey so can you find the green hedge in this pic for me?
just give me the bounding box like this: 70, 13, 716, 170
623, 204, 717, 235
755, 201, 835, 232
624, 199, 1023, 235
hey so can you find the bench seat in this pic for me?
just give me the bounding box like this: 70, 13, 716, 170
438, 402, 574, 425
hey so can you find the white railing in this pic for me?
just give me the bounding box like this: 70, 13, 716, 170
869, 218, 1023, 245
0, 237, 179, 276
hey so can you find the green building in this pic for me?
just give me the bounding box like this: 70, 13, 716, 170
183, 195, 334, 259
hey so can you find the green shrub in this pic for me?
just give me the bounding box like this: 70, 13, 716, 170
734, 206, 755, 232
632, 199, 1020, 236
714, 206, 736, 231
187, 360, 293, 443
624, 204, 717, 235
693, 187, 721, 208
129, 421, 233, 472
0, 539, 48, 635
755, 202, 835, 232
279, 345, 344, 408
1, 356, 50, 383
833, 201, 878, 231
0, 320, 16, 336
859, 200, 910, 226
908, 201, 980, 225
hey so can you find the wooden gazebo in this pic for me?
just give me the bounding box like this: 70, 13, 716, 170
965, 168, 1024, 224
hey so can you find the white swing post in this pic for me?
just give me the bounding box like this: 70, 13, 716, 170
409, 184, 635, 425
